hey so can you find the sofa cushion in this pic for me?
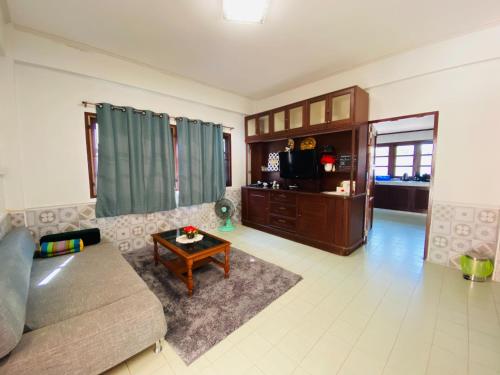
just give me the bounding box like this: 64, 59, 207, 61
39, 228, 100, 247
0, 289, 167, 375
0, 228, 37, 358
26, 242, 148, 329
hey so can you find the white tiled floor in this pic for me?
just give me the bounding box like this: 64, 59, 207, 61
106, 209, 500, 375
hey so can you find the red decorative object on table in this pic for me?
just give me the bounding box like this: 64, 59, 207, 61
183, 226, 198, 239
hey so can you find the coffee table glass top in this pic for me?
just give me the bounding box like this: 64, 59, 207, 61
156, 229, 227, 255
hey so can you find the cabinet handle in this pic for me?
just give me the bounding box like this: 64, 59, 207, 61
252, 194, 265, 198
279, 206, 286, 210
277, 219, 286, 223
279, 194, 286, 198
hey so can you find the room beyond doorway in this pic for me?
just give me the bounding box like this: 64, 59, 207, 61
366, 112, 438, 260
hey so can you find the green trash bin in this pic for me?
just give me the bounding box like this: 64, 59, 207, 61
460, 251, 494, 282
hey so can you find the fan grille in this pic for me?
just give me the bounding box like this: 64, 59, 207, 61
215, 198, 235, 219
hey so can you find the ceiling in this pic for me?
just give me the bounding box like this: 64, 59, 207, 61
6, 0, 500, 99
374, 115, 435, 134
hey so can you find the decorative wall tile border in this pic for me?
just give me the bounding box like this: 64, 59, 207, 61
428, 201, 500, 281
7, 187, 242, 254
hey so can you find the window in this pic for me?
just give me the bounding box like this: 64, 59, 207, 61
394, 144, 415, 177
84, 112, 232, 198
374, 146, 389, 176
373, 141, 433, 178
223, 133, 232, 186
419, 143, 433, 175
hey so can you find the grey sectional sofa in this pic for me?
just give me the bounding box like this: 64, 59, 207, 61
0, 227, 167, 375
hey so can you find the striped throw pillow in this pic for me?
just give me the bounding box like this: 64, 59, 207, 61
38, 239, 84, 258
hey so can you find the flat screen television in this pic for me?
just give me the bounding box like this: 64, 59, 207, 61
279, 150, 319, 179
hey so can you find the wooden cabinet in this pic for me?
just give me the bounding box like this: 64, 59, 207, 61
330, 92, 351, 122
244, 189, 269, 224
288, 102, 305, 131
242, 187, 365, 255
374, 184, 429, 213
308, 95, 328, 127
297, 195, 330, 243
258, 113, 271, 136
245, 116, 258, 141
242, 84, 369, 255
272, 109, 286, 133
245, 86, 368, 142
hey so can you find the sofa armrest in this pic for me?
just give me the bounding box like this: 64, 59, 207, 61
0, 289, 167, 375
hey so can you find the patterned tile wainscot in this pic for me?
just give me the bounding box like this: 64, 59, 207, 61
428, 201, 500, 281
8, 187, 242, 254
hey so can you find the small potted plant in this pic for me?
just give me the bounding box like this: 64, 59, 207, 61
320, 154, 336, 172
183, 226, 198, 239
319, 145, 336, 172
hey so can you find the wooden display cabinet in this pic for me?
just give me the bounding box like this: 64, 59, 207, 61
242, 85, 369, 255
242, 124, 369, 256
245, 86, 368, 142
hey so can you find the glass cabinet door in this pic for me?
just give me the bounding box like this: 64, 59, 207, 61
273, 110, 286, 132
246, 118, 256, 137
331, 93, 351, 122
289, 104, 304, 130
309, 98, 326, 126
258, 114, 270, 135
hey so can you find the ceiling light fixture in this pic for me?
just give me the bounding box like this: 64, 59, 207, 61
223, 0, 270, 23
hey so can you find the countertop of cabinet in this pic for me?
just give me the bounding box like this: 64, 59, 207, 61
242, 185, 366, 199
375, 180, 430, 188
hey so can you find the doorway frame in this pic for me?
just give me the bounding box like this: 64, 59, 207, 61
368, 111, 439, 260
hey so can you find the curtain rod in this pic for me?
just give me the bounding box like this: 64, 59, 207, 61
81, 101, 234, 130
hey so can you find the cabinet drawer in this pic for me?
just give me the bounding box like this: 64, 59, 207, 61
270, 203, 296, 217
249, 191, 268, 199
270, 191, 296, 204
269, 215, 296, 231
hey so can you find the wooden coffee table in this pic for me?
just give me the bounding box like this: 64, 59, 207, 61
151, 229, 231, 296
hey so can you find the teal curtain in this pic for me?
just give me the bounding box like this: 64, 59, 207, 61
176, 118, 225, 206
95, 103, 176, 217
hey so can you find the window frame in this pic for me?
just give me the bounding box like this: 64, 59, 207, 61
223, 132, 232, 187
374, 140, 433, 177
84, 112, 232, 198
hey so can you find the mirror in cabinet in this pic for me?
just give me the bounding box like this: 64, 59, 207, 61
258, 114, 270, 136
273, 109, 286, 133
331, 93, 351, 122
308, 96, 327, 126
289, 103, 305, 130
246, 117, 257, 138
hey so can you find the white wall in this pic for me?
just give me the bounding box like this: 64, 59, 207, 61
254, 25, 500, 207
0, 7, 7, 213
377, 130, 433, 144
11, 27, 252, 114
3, 23, 500, 212
1, 26, 248, 211
5, 63, 245, 210
0, 3, 6, 56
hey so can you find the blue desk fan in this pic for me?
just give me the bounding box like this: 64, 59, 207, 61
215, 198, 235, 232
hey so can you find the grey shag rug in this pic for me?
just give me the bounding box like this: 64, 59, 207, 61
123, 246, 302, 364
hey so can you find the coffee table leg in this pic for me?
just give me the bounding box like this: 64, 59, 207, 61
153, 240, 159, 266
224, 247, 230, 278
187, 259, 194, 297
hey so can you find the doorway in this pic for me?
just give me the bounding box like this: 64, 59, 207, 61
365, 112, 438, 260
